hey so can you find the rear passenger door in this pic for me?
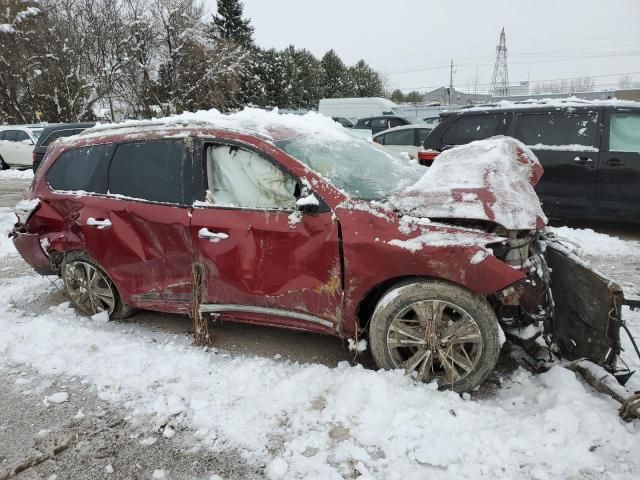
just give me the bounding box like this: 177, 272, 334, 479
46, 139, 195, 314
511, 111, 601, 219
596, 112, 640, 221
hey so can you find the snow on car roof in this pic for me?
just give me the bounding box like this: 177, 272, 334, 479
459, 96, 640, 112
77, 108, 352, 143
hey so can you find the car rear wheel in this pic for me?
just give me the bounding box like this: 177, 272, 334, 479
369, 280, 500, 393
62, 251, 134, 319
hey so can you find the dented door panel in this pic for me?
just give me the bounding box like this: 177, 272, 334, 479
191, 206, 343, 332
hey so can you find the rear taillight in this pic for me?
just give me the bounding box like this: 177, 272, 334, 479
32, 151, 36, 161
417, 150, 439, 166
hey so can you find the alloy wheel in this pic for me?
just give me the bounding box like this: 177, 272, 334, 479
63, 260, 116, 316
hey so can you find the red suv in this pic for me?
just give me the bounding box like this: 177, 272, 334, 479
11, 113, 630, 392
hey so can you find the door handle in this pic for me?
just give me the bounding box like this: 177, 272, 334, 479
605, 158, 625, 166
198, 228, 229, 242
572, 156, 593, 164
86, 217, 111, 229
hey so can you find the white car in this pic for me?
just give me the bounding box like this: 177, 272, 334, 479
0, 126, 43, 169
372, 124, 433, 159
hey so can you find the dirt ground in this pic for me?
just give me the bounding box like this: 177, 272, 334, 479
1, 174, 639, 479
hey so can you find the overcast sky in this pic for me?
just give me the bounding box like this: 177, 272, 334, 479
208, 0, 640, 93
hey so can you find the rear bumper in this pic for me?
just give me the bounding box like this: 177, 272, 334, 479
12, 232, 55, 275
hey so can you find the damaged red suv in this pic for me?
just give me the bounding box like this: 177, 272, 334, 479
11, 111, 634, 392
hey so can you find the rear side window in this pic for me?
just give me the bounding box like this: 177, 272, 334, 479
417, 128, 432, 144
515, 112, 597, 147
46, 145, 112, 193
43, 128, 84, 147
389, 118, 405, 128
14, 130, 30, 142
3, 130, 17, 142
108, 140, 186, 204
442, 115, 499, 145
371, 118, 388, 129
609, 113, 640, 152
384, 129, 414, 146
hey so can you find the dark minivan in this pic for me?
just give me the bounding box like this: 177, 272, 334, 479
32, 122, 95, 172
422, 99, 640, 223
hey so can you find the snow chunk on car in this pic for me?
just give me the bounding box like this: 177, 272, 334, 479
390, 136, 548, 231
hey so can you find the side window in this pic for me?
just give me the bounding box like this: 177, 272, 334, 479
417, 128, 432, 145
371, 118, 389, 129
14, 130, 30, 142
0, 131, 5, 140
108, 140, 186, 204
388, 118, 404, 128
609, 113, 640, 153
362, 119, 371, 127
442, 115, 499, 145
43, 129, 84, 147
205, 145, 297, 210
373, 134, 385, 145
515, 112, 597, 147
3, 130, 17, 142
384, 129, 414, 146
45, 145, 112, 193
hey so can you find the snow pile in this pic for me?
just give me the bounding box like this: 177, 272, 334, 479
0, 207, 17, 257
0, 169, 34, 179
550, 226, 640, 257
1, 274, 639, 479
390, 136, 548, 230
388, 227, 502, 253
464, 96, 640, 112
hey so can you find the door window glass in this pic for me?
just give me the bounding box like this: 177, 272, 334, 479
45, 145, 112, 193
515, 112, 597, 147
109, 141, 186, 204
43, 128, 85, 147
384, 129, 414, 146
609, 113, 640, 153
206, 145, 297, 210
371, 118, 389, 129
3, 130, 17, 142
389, 118, 405, 128
0, 131, 5, 140
14, 130, 30, 142
373, 134, 385, 145
417, 128, 432, 145
442, 115, 499, 145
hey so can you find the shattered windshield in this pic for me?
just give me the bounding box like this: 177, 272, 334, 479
276, 134, 424, 200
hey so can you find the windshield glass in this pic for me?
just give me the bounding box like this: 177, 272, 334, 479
276, 134, 424, 200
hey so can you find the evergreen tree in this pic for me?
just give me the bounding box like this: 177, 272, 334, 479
348, 59, 385, 97
281, 46, 322, 109
320, 49, 349, 98
388, 89, 405, 103
211, 0, 253, 46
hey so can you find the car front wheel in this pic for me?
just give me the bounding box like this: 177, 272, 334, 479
369, 280, 501, 393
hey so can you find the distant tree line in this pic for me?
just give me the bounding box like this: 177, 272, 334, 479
387, 89, 425, 103
0, 0, 385, 124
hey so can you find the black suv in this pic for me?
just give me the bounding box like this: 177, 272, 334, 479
353, 115, 413, 134
424, 100, 640, 223
32, 122, 95, 172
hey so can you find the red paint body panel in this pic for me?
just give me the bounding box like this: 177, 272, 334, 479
12, 233, 54, 275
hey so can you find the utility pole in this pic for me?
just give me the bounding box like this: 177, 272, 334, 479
449, 59, 454, 105
489, 27, 510, 98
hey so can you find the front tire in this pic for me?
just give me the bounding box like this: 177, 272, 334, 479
62, 251, 134, 319
369, 279, 500, 393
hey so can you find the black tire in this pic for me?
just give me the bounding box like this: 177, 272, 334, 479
62, 251, 135, 320
369, 279, 500, 393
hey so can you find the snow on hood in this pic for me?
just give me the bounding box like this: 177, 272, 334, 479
390, 136, 547, 231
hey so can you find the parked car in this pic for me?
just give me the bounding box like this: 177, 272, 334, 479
11, 115, 631, 393
319, 97, 397, 120
421, 99, 640, 223
32, 122, 96, 172
353, 115, 414, 135
372, 124, 433, 158
0, 126, 43, 169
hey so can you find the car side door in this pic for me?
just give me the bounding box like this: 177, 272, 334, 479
12, 129, 35, 167
0, 130, 21, 165
595, 111, 640, 221
190, 137, 343, 334
44, 139, 195, 314
510, 110, 601, 219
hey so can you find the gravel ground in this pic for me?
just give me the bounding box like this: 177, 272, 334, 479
1, 173, 639, 479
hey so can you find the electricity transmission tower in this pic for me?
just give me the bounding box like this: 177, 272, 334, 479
489, 28, 510, 97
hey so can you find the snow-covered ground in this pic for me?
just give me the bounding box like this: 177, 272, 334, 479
1, 175, 639, 479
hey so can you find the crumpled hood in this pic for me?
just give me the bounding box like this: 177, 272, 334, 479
389, 136, 547, 231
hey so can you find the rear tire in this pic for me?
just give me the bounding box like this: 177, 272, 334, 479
62, 251, 135, 319
369, 279, 500, 393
